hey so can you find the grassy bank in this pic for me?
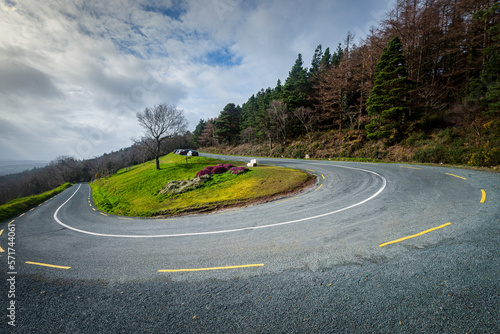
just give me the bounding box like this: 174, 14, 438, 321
91, 154, 314, 217
0, 182, 73, 222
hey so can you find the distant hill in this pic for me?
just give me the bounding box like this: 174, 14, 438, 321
0, 160, 49, 176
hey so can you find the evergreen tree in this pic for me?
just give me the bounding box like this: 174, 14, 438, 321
310, 44, 323, 75
331, 43, 343, 66
191, 119, 206, 147
241, 94, 258, 130
469, 1, 500, 115
365, 36, 412, 141
214, 103, 241, 145
281, 54, 310, 110
320, 47, 332, 69
273, 79, 283, 100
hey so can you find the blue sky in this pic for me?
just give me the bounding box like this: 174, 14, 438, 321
0, 0, 394, 161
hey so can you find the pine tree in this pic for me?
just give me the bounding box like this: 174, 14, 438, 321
320, 47, 332, 69
214, 103, 241, 145
310, 44, 323, 75
281, 54, 310, 110
191, 119, 206, 147
331, 43, 343, 66
365, 36, 411, 141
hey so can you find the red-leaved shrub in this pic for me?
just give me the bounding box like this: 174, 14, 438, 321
195, 164, 246, 177
229, 167, 248, 175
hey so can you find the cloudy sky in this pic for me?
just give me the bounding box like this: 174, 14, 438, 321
0, 0, 393, 161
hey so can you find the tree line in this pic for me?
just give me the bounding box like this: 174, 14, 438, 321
0, 133, 192, 206
192, 0, 499, 157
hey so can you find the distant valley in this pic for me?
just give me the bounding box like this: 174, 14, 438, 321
0, 160, 49, 176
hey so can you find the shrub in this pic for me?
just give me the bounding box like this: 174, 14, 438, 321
212, 164, 229, 174
229, 167, 248, 175
196, 164, 233, 177
196, 166, 215, 177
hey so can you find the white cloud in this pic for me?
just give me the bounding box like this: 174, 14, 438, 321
0, 0, 392, 161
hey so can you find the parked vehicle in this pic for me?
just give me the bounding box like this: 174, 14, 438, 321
173, 149, 198, 156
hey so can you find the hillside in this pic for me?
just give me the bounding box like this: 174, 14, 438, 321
193, 0, 500, 168
91, 154, 314, 217
202, 122, 500, 168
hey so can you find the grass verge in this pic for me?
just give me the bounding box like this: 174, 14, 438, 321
0, 183, 73, 222
91, 154, 315, 217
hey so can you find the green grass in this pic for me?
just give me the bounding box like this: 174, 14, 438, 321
91, 154, 314, 217
0, 183, 73, 222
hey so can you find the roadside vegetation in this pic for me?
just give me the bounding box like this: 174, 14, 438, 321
203, 123, 500, 170
91, 154, 314, 217
0, 183, 73, 221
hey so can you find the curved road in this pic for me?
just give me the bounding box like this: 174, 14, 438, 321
1, 154, 499, 333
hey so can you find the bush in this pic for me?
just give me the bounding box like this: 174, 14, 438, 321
229, 167, 248, 175
195, 164, 235, 177
196, 164, 247, 177
468, 147, 500, 167
212, 164, 229, 174
196, 166, 215, 177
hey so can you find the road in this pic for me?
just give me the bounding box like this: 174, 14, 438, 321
1, 154, 499, 333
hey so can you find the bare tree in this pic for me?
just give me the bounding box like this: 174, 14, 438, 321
267, 100, 290, 145
293, 106, 317, 142
136, 104, 188, 170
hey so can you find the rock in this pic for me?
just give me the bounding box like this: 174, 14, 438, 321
247, 159, 257, 167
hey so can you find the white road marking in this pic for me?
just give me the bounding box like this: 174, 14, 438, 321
54, 165, 387, 238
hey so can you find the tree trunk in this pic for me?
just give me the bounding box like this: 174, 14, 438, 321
155, 156, 160, 170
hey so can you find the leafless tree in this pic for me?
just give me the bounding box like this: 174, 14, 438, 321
267, 100, 290, 145
293, 106, 317, 142
135, 104, 188, 170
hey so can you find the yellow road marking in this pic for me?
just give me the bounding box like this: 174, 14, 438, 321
306, 169, 315, 172
480, 189, 486, 203
19, 213, 25, 217
89, 204, 92, 207
401, 166, 421, 169
276, 197, 298, 204
25, 261, 71, 269
29, 208, 35, 211
314, 184, 323, 191
446, 173, 466, 180
0, 229, 4, 252
100, 212, 108, 216
321, 174, 325, 179
118, 217, 133, 220
92, 208, 96, 211
379, 223, 452, 247
158, 263, 264, 273
8, 220, 15, 225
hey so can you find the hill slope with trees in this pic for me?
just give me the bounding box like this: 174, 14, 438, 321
194, 0, 500, 167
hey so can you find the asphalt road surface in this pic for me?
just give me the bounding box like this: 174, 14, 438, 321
1, 154, 499, 333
